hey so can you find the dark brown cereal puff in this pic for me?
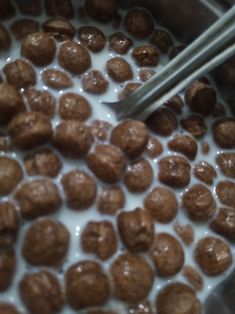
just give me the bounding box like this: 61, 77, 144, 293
0, 202, 19, 248
110, 253, 154, 304
53, 120, 93, 158
110, 119, 148, 158
58, 41, 91, 75
19, 270, 64, 314
85, 0, 117, 23
81, 220, 117, 260
117, 208, 154, 253
124, 159, 153, 193
8, 111, 53, 149
183, 184, 216, 222
216, 153, 235, 178
22, 218, 70, 268
216, 180, 235, 208
21, 32, 56, 67
212, 117, 235, 148
90, 120, 112, 142
145, 136, 163, 158
183, 265, 203, 291
168, 134, 198, 161
3, 59, 36, 89
149, 29, 173, 54
124, 8, 154, 39
15, 179, 62, 220
65, 260, 110, 310
0, 132, 12, 151
59, 93, 91, 121
181, 114, 207, 138
139, 69, 156, 82
0, 249, 16, 292
109, 32, 133, 54
10, 19, 39, 40
169, 44, 187, 60
118, 82, 142, 100
61, 170, 97, 210
132, 45, 160, 67
195, 236, 232, 276
16, 0, 42, 16
185, 80, 217, 116
193, 161, 217, 185
24, 88, 56, 118
0, 0, 15, 20
201, 141, 210, 155
107, 57, 133, 82
213, 102, 225, 118
156, 282, 201, 314
78, 26, 106, 53
174, 223, 194, 246
44, 0, 74, 18
158, 156, 191, 188
82, 70, 109, 94
43, 18, 76, 41
87, 144, 127, 183
0, 23, 11, 51
0, 83, 25, 123
24, 148, 62, 178
146, 108, 178, 136
0, 157, 23, 196
0, 303, 19, 314
98, 185, 125, 215
165, 95, 184, 114
150, 233, 184, 277
42, 69, 73, 90
211, 207, 235, 242
129, 301, 153, 314
144, 187, 178, 223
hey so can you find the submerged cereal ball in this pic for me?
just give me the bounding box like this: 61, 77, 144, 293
66, 261, 110, 310
109, 32, 132, 54
21, 32, 56, 66
216, 153, 235, 178
0, 24, 11, 51
146, 108, 178, 136
110, 120, 148, 158
59, 93, 91, 121
90, 120, 112, 142
3, 59, 36, 89
19, 270, 64, 314
61, 170, 97, 210
216, 180, 235, 208
82, 70, 109, 94
169, 44, 187, 59
118, 82, 142, 100
0, 250, 16, 292
193, 161, 217, 185
58, 41, 91, 75
42, 69, 73, 90
0, 303, 19, 314
11, 19, 40, 40
195, 236, 232, 276
149, 29, 173, 54
181, 114, 207, 138
107, 57, 133, 82
43, 18, 76, 40
111, 253, 154, 304
22, 218, 70, 267
139, 69, 156, 82
132, 45, 160, 67
81, 220, 117, 260
98, 185, 125, 215
118, 208, 154, 253
165, 95, 184, 114
85, 0, 117, 23
150, 233, 184, 277
211, 207, 235, 242
168, 134, 198, 160
44, 0, 74, 18
87, 144, 127, 184
0, 202, 19, 248
25, 89, 56, 118
8, 112, 52, 149
78, 26, 106, 53
124, 8, 154, 39
212, 117, 235, 148
0, 157, 23, 196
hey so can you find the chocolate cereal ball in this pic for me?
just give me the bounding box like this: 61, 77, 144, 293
53, 120, 93, 158
24, 148, 62, 178
3, 59, 36, 89
98, 185, 125, 215
0, 250, 16, 292
146, 108, 178, 136
22, 218, 70, 267
139, 69, 156, 82
10, 19, 40, 40
19, 270, 64, 314
107, 57, 133, 82
61, 170, 97, 210
168, 134, 198, 161
43, 18, 76, 41
15, 179, 61, 220
90, 120, 112, 142
149, 29, 173, 54
165, 95, 184, 114
58, 41, 91, 75
145, 136, 163, 158
195, 236, 232, 276
25, 89, 56, 118
59, 93, 91, 121
183, 265, 203, 292
78, 26, 106, 53
216, 153, 235, 178
82, 70, 109, 94
118, 208, 154, 253
17, 0, 42, 16
0, 24, 11, 51
110, 120, 148, 158
216, 180, 235, 208
44, 0, 74, 19
0, 157, 23, 196
42, 69, 73, 90
111, 253, 154, 304
211, 207, 235, 242
150, 233, 184, 277
181, 114, 207, 138
129, 301, 153, 314
87, 144, 127, 183
0, 0, 15, 20
0, 83, 25, 123
66, 261, 110, 310
212, 117, 235, 148
174, 223, 194, 246
85, 0, 117, 23
193, 161, 217, 185
124, 159, 153, 193
21, 32, 56, 66
118, 82, 142, 100
132, 45, 160, 67
124, 8, 154, 39
183, 184, 216, 222
8, 112, 52, 149
109, 32, 132, 54
158, 156, 191, 188
0, 304, 19, 314
144, 187, 178, 223
81, 221, 117, 260
0, 202, 19, 248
